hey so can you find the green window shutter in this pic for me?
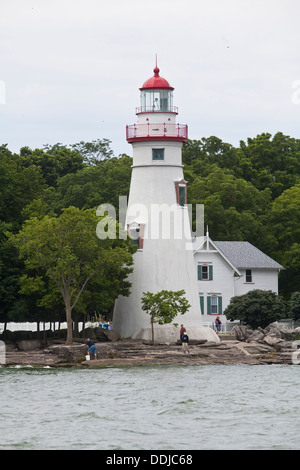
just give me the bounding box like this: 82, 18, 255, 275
200, 296, 204, 315
198, 265, 202, 280
218, 296, 222, 314
207, 296, 211, 315
209, 265, 213, 280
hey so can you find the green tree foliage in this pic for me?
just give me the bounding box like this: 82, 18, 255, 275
8, 207, 135, 344
265, 184, 300, 298
44, 155, 132, 214
289, 292, 300, 322
182, 132, 300, 296
223, 290, 288, 329
20, 144, 85, 187
141, 290, 191, 344
70, 138, 114, 165
0, 145, 45, 228
0, 146, 46, 325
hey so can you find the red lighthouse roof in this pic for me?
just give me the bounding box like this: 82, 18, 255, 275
140, 66, 174, 91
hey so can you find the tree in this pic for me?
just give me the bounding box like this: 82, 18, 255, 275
223, 289, 288, 329
8, 206, 135, 344
71, 138, 114, 165
20, 144, 85, 187
290, 292, 300, 322
266, 184, 300, 298
141, 290, 191, 344
0, 146, 45, 228
44, 155, 132, 214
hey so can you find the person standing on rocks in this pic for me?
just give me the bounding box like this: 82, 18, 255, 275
215, 316, 222, 335
181, 329, 190, 354
180, 324, 185, 343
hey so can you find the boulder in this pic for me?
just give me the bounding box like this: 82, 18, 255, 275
232, 325, 253, 341
246, 330, 265, 343
80, 327, 120, 342
45, 344, 84, 362
17, 339, 42, 351
263, 323, 285, 339
233, 322, 300, 346
263, 336, 284, 346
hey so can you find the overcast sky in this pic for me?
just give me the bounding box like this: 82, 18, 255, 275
1, 0, 300, 157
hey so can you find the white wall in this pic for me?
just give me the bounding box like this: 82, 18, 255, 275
194, 250, 235, 324
234, 269, 279, 296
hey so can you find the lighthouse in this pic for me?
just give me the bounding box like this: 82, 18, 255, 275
113, 63, 219, 343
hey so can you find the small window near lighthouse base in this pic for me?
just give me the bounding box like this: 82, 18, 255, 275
174, 179, 187, 206
127, 224, 145, 250
152, 148, 164, 160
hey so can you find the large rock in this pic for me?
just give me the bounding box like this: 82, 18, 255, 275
45, 344, 85, 362
233, 322, 299, 346
17, 340, 42, 351
80, 327, 120, 342
232, 325, 253, 341
132, 325, 219, 344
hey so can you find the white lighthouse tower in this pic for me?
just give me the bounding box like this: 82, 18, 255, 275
113, 63, 219, 343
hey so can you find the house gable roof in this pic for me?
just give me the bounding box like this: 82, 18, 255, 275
193, 236, 284, 271
214, 241, 284, 270
193, 236, 241, 276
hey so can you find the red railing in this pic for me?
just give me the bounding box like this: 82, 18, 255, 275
126, 123, 188, 142
135, 106, 178, 114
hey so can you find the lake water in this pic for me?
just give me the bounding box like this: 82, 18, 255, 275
0, 364, 299, 450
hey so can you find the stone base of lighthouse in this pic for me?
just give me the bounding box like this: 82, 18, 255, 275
132, 325, 220, 344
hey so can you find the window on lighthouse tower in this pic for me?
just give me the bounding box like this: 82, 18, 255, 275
179, 185, 186, 207
152, 148, 165, 160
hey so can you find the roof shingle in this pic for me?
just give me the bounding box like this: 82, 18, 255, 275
214, 241, 284, 270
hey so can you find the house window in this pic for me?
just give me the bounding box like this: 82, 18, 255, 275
245, 269, 252, 283
152, 148, 164, 160
207, 295, 222, 315
211, 296, 218, 314
198, 264, 213, 280
202, 265, 208, 280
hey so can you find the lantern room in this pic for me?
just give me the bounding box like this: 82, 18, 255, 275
136, 66, 178, 114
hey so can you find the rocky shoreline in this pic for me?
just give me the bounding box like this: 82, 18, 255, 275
1, 323, 299, 367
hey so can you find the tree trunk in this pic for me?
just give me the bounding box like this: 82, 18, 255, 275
65, 304, 73, 345
151, 317, 154, 345
73, 312, 79, 338
42, 322, 47, 346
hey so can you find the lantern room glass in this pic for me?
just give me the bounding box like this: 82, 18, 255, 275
140, 89, 173, 112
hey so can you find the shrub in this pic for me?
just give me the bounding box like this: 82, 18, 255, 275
223, 289, 288, 329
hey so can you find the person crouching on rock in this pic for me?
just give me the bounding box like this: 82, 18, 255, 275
82, 338, 97, 359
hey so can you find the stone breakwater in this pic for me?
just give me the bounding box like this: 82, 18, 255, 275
1, 323, 299, 367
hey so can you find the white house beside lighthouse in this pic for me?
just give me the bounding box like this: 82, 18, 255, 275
113, 64, 219, 343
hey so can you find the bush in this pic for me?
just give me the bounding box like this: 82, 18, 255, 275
223, 289, 288, 329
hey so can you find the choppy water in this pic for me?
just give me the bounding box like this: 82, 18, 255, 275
0, 364, 299, 450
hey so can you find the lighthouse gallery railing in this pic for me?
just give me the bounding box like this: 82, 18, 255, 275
126, 123, 188, 141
